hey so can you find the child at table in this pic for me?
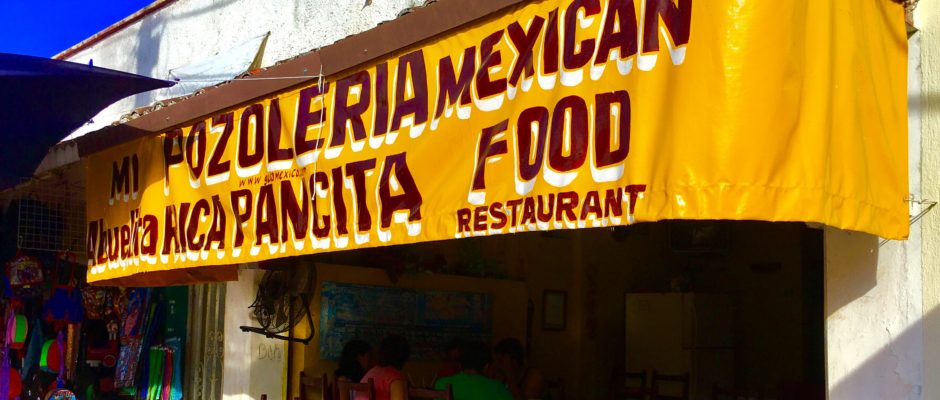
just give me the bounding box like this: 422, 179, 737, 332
435, 341, 512, 400
336, 339, 373, 383
491, 338, 545, 400
358, 335, 410, 400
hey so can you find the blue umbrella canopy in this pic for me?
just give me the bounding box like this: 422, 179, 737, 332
0, 53, 174, 189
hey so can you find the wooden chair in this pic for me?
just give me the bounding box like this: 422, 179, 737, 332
712, 384, 766, 400
545, 378, 565, 400
336, 378, 376, 400
778, 383, 824, 400
650, 372, 689, 400
407, 383, 453, 400
299, 371, 333, 400
610, 370, 650, 400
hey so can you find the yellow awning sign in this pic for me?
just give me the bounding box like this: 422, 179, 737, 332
85, 0, 908, 286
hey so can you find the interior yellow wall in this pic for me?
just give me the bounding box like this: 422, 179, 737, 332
480, 231, 587, 396
305, 232, 591, 396
287, 222, 811, 399
289, 262, 528, 398
570, 222, 807, 397
447, 222, 807, 398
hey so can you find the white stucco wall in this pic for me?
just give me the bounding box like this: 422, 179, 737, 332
825, 229, 924, 400
223, 267, 289, 400
33, 0, 424, 174
917, 1, 940, 399
60, 0, 424, 136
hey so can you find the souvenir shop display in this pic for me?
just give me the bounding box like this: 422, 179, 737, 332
22, 318, 42, 379
46, 389, 76, 400
39, 335, 62, 374
42, 255, 83, 330
7, 314, 27, 350
0, 249, 187, 399
115, 288, 148, 390
5, 253, 43, 289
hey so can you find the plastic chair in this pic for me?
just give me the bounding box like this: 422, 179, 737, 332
650, 372, 689, 400
611, 370, 650, 400
712, 383, 774, 400
712, 383, 769, 400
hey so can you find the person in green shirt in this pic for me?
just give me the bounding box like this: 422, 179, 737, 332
434, 341, 513, 400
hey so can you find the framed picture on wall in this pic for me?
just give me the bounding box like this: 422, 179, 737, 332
542, 290, 567, 331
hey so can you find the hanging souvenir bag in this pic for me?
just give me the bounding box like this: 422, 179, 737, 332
0, 364, 24, 400
120, 289, 147, 338
39, 332, 69, 400
166, 337, 183, 400
7, 368, 22, 399
42, 254, 83, 329
84, 339, 117, 369
22, 318, 43, 377
5, 253, 43, 289
115, 289, 149, 389
1, 274, 11, 301
20, 371, 46, 400
39, 340, 60, 373
45, 389, 76, 400
1, 305, 26, 400
39, 334, 63, 374
0, 347, 7, 400
81, 287, 110, 321
114, 337, 141, 389
5, 313, 27, 350
0, 342, 23, 400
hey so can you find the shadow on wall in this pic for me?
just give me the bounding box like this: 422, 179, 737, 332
135, 13, 164, 108
914, 92, 940, 116
826, 232, 925, 400
132, 0, 242, 109
824, 231, 878, 318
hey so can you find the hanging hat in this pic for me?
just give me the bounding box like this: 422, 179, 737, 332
7, 314, 28, 349
39, 340, 62, 373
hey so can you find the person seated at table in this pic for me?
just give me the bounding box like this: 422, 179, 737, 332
491, 338, 545, 400
435, 341, 512, 400
436, 337, 466, 379
358, 334, 410, 400
336, 339, 374, 383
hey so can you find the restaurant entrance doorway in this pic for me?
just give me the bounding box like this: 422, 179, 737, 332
283, 221, 825, 400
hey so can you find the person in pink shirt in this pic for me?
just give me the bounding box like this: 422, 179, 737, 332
357, 335, 410, 400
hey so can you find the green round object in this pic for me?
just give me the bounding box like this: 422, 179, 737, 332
10, 315, 27, 348
39, 339, 61, 373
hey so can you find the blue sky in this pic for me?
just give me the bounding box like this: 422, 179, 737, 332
1, 0, 155, 58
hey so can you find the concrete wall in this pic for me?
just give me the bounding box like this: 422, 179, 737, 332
224, 267, 290, 400
59, 0, 424, 135
918, 0, 940, 399
824, 230, 924, 400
